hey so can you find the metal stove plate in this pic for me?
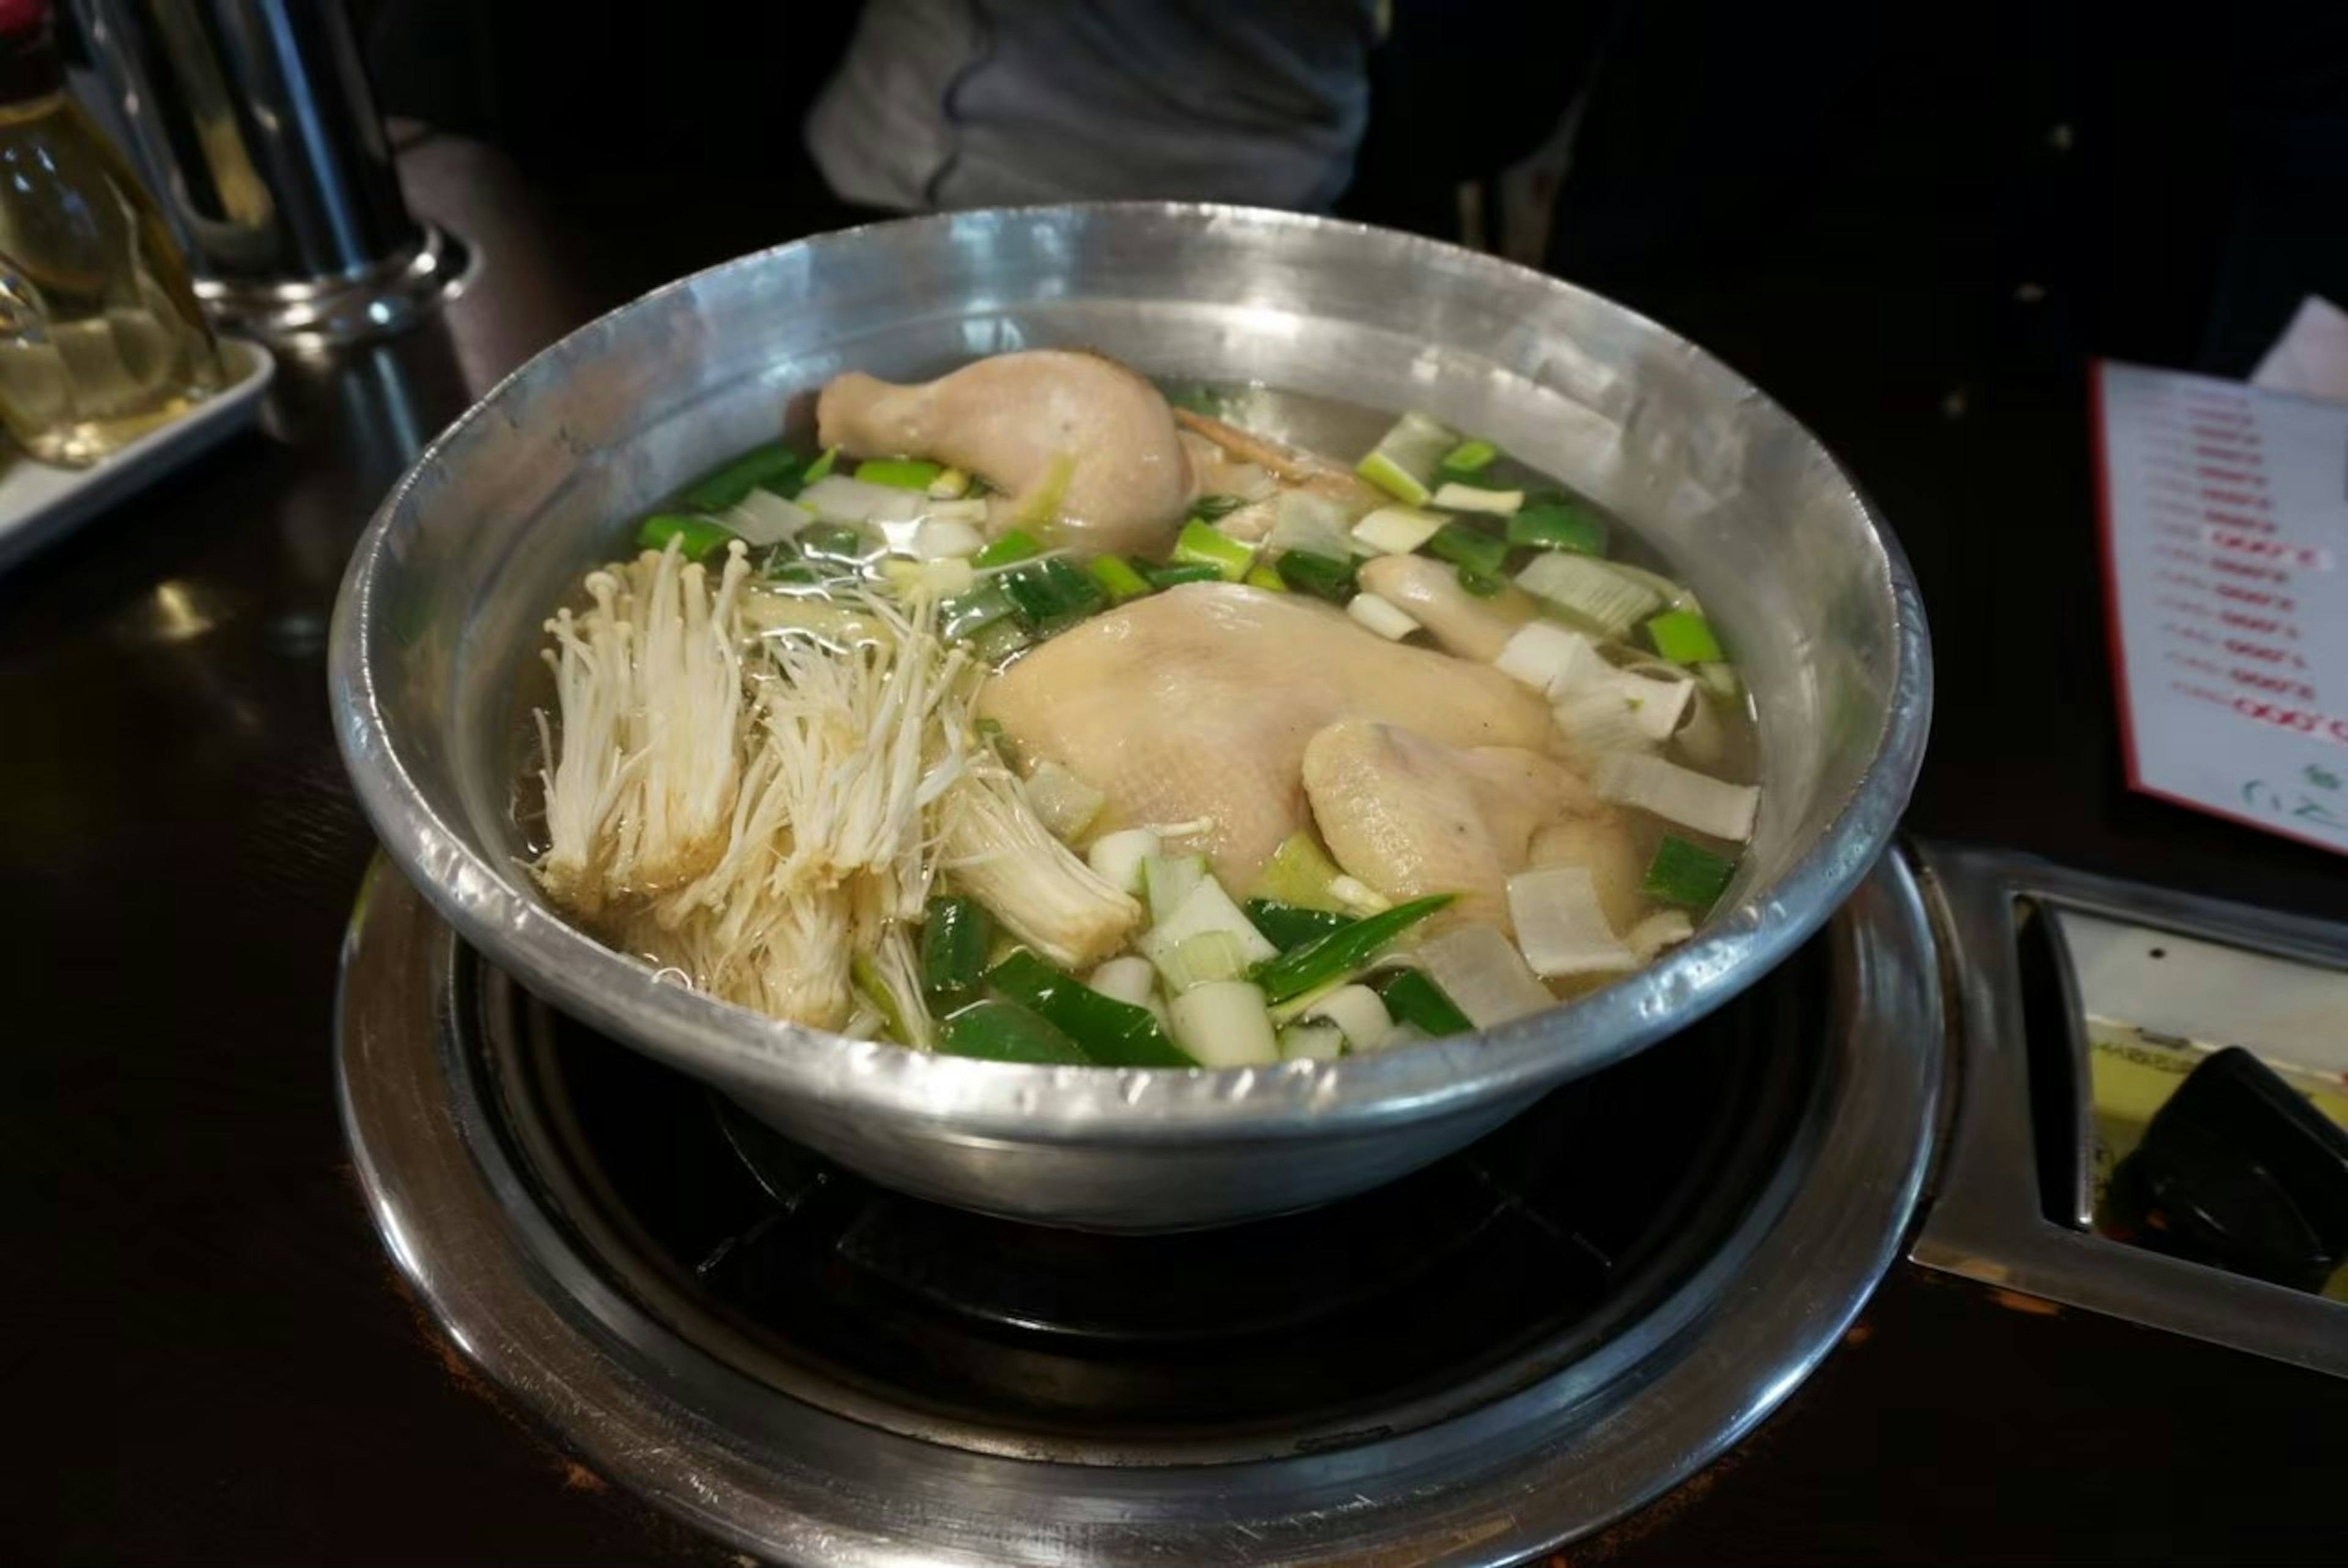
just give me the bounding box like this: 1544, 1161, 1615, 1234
337, 852, 1943, 1568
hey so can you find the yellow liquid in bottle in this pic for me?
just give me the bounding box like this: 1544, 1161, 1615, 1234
0, 89, 223, 469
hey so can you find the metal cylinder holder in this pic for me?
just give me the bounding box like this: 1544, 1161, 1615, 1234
72, 0, 465, 343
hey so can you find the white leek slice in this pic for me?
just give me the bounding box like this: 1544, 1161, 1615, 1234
1672, 685, 1732, 768
917, 508, 988, 545
1087, 828, 1161, 896
1351, 505, 1448, 556
1551, 687, 1665, 754
1140, 875, 1278, 992
1412, 923, 1554, 1028
1697, 660, 1741, 699
1267, 490, 1357, 559
1087, 954, 1159, 1007
1277, 1020, 1347, 1061
1346, 591, 1420, 640
723, 489, 814, 545
927, 466, 973, 498
1025, 759, 1104, 842
1155, 930, 1250, 992
797, 474, 931, 525
1430, 482, 1524, 515
1298, 984, 1394, 1051
1592, 752, 1760, 842
1327, 875, 1394, 914
1140, 852, 1207, 926
1604, 559, 1703, 614
880, 556, 975, 602
1508, 865, 1638, 978
1170, 979, 1281, 1067
1625, 908, 1697, 961
1495, 620, 1593, 694
1514, 553, 1663, 636
1356, 411, 1458, 506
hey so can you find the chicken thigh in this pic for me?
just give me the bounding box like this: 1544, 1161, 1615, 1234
816, 350, 1194, 557
976, 583, 1551, 888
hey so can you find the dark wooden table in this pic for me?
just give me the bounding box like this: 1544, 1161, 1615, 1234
5, 136, 2342, 1566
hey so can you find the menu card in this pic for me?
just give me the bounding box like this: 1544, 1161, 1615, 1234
2094, 359, 2348, 856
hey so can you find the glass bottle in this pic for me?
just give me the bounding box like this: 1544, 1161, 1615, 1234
0, 0, 222, 468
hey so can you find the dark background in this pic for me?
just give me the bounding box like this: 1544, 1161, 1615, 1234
7, 1, 2347, 1561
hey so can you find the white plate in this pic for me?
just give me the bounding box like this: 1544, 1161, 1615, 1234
0, 336, 275, 573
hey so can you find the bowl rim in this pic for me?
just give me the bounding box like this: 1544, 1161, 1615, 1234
329, 200, 1932, 1144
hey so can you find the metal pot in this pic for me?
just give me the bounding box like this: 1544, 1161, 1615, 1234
330, 204, 1930, 1232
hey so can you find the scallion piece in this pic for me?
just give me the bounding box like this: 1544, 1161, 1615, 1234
967, 617, 1034, 663
1430, 482, 1524, 516
1642, 835, 1738, 911
1457, 566, 1507, 598
937, 998, 1090, 1064
1192, 493, 1248, 520
986, 951, 1195, 1067
1425, 521, 1508, 577
1086, 554, 1153, 605
1377, 969, 1474, 1037
796, 521, 870, 563
1272, 548, 1356, 603
1243, 562, 1289, 592
940, 581, 1019, 641
1249, 893, 1455, 1004
679, 441, 805, 509
1173, 519, 1256, 581
1242, 898, 1355, 950
919, 896, 994, 1007
801, 445, 840, 484
854, 457, 943, 491
1356, 410, 1458, 507
636, 512, 739, 561
1000, 557, 1107, 633
1645, 609, 1725, 664
972, 529, 1044, 569
1508, 499, 1609, 557
1141, 562, 1222, 591
1439, 438, 1498, 473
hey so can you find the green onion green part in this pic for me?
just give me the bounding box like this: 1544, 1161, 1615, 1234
1249, 893, 1455, 1003
1508, 500, 1609, 557
1272, 548, 1356, 603
1439, 438, 1499, 473
1376, 969, 1475, 1037
680, 442, 805, 509
972, 529, 1044, 569
1642, 835, 1739, 911
1172, 520, 1257, 581
801, 445, 839, 484
985, 951, 1195, 1067
1242, 899, 1356, 950
1243, 562, 1288, 592
1456, 566, 1507, 598
636, 512, 739, 561
937, 998, 1090, 1064
1085, 554, 1154, 604
1000, 556, 1108, 633
1140, 562, 1224, 591
1645, 609, 1725, 664
1192, 494, 1248, 521
854, 457, 944, 491
919, 896, 994, 1007
1426, 521, 1510, 576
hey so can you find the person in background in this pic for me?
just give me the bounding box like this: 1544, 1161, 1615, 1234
802, 0, 1380, 213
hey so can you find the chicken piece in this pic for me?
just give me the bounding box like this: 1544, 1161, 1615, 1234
976, 583, 1549, 889
1301, 720, 1585, 932
817, 350, 1193, 556
1356, 554, 1538, 662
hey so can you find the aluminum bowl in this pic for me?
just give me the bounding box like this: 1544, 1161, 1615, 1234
330, 204, 1929, 1232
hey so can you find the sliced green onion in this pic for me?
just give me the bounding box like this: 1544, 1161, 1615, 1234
1167, 979, 1281, 1066
1173, 519, 1257, 581
1411, 922, 1552, 1028
1377, 969, 1474, 1037
855, 457, 943, 491
1508, 499, 1609, 557
1141, 562, 1223, 591
797, 521, 873, 563
801, 445, 840, 484
1430, 482, 1523, 515
919, 896, 994, 1008
985, 951, 1194, 1067
1085, 554, 1153, 604
1001, 557, 1108, 633
967, 617, 1034, 663
1140, 875, 1279, 992
1294, 983, 1394, 1050
1351, 504, 1446, 556
1278, 1020, 1347, 1061
1242, 898, 1355, 950
1346, 591, 1420, 641
1154, 930, 1252, 992
1439, 438, 1499, 473
680, 441, 804, 509
851, 950, 925, 1048
1242, 563, 1288, 593
1192, 493, 1248, 520
1356, 410, 1457, 507
1024, 759, 1105, 841
928, 465, 973, 498
1250, 893, 1454, 1004
1457, 566, 1507, 598
1425, 521, 1509, 577
636, 512, 739, 561
1507, 864, 1636, 979
1249, 831, 1351, 913
972, 529, 1044, 569
1645, 609, 1725, 664
1590, 752, 1760, 842
1643, 835, 1738, 911
1272, 548, 1356, 603
937, 998, 1090, 1064
1697, 661, 1741, 701
1141, 852, 1208, 926
939, 581, 1019, 641
1086, 828, 1161, 896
